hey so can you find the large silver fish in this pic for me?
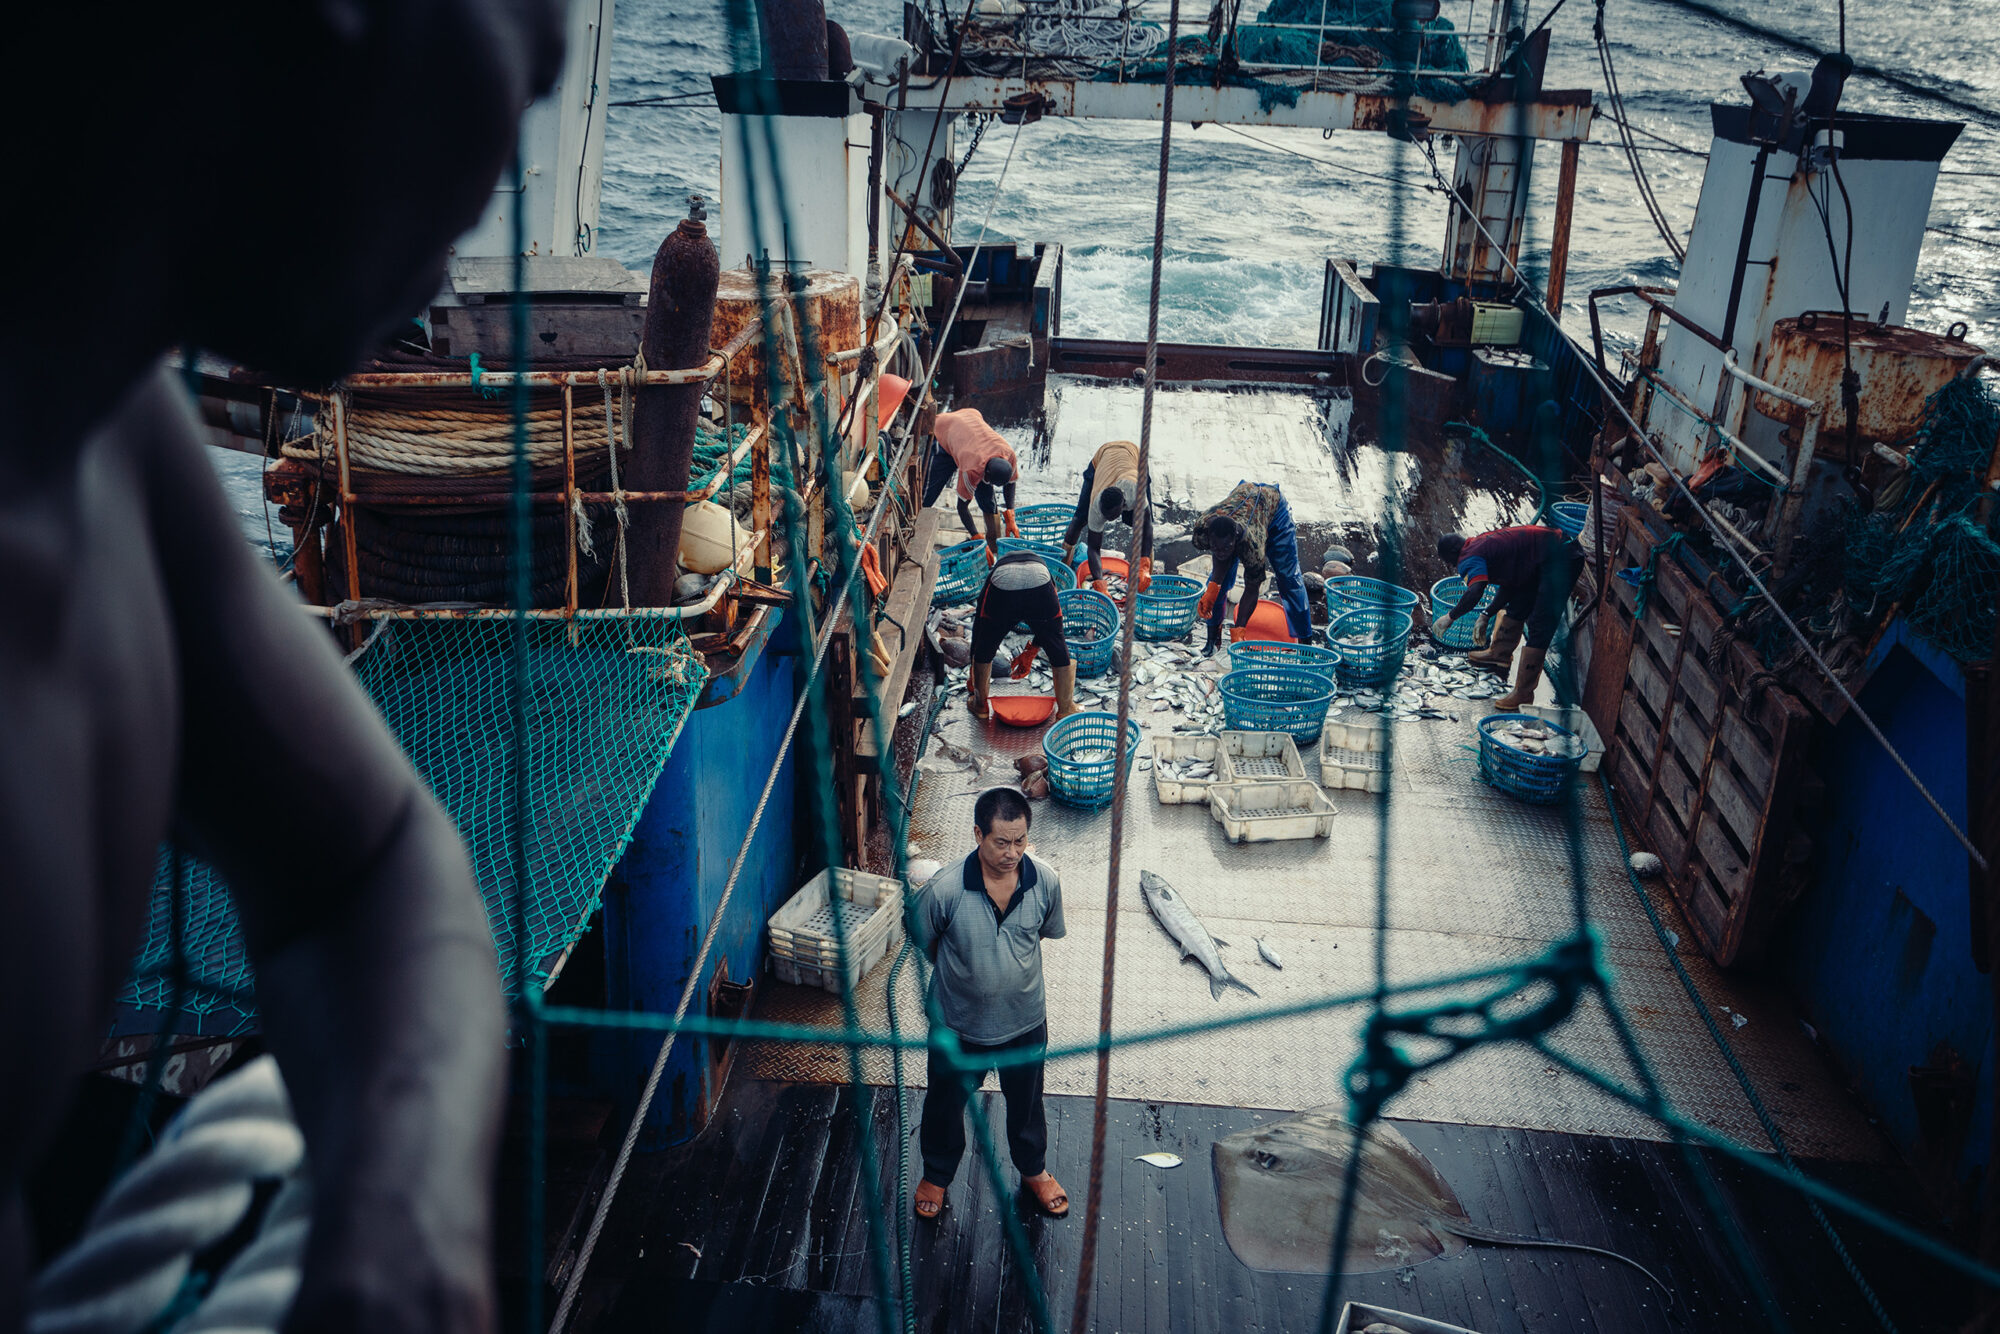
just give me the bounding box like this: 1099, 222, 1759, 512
1139, 870, 1257, 1001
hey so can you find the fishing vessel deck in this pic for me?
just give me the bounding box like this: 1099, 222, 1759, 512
563, 378, 1965, 1330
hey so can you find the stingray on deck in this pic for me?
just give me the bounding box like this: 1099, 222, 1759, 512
1212, 1108, 1472, 1274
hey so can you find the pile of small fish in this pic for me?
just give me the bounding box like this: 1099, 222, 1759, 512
1328, 645, 1507, 723
1101, 574, 1130, 600
1154, 756, 1217, 782
1489, 719, 1586, 758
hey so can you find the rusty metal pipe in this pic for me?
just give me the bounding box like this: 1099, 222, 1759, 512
1589, 284, 1726, 352
883, 188, 963, 274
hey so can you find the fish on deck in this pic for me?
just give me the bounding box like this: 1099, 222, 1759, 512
1140, 870, 1257, 1001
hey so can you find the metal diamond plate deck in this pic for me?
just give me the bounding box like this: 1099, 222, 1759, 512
740, 692, 1883, 1162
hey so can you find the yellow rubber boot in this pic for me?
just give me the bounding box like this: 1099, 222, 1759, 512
1468, 614, 1523, 674
1494, 647, 1547, 711
1053, 662, 1081, 719
969, 662, 992, 720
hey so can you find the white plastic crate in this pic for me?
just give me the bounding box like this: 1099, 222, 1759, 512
1152, 735, 1223, 804
1322, 711, 1387, 753
1334, 1302, 1483, 1334
1208, 780, 1337, 843
768, 867, 905, 994
1518, 703, 1605, 773
1215, 730, 1311, 785
1319, 745, 1387, 793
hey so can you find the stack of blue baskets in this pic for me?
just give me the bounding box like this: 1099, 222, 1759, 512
1059, 588, 1120, 676
1217, 664, 1335, 743
1325, 576, 1421, 620
931, 541, 990, 606
1429, 577, 1496, 649
1042, 711, 1143, 808
1477, 713, 1583, 804
1326, 606, 1413, 688
1134, 574, 1203, 640
1228, 640, 1343, 688
936, 540, 1077, 608
1549, 501, 1588, 540
1011, 503, 1073, 545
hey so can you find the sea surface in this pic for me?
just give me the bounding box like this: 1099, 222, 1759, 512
596, 0, 2000, 355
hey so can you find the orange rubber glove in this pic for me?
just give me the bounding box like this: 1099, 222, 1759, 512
1091, 577, 1110, 596
1002, 508, 1022, 538
1011, 644, 1039, 679
1133, 557, 1153, 594
1197, 581, 1222, 620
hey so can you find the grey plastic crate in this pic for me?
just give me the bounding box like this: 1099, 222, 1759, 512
768, 867, 905, 993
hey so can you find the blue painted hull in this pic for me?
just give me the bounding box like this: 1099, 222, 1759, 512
600, 612, 803, 1146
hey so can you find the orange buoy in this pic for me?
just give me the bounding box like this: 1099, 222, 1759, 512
877, 373, 911, 430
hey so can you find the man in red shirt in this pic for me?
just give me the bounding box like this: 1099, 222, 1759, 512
1434, 525, 1585, 709
924, 408, 1019, 559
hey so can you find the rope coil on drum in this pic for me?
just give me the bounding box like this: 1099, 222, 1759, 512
29, 1057, 309, 1334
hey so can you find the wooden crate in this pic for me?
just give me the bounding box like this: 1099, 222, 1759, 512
1585, 505, 1817, 965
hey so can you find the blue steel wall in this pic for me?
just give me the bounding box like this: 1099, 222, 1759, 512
1778, 631, 1990, 1187
601, 625, 798, 1148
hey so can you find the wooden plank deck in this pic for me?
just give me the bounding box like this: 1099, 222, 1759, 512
582, 1079, 1973, 1333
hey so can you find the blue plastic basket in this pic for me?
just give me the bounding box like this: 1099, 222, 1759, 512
1477, 713, 1583, 804
1325, 576, 1421, 620
1549, 501, 1588, 539
1059, 588, 1121, 677
1217, 665, 1336, 743
1042, 710, 1143, 809
1228, 640, 1343, 687
1429, 577, 1497, 649
1326, 606, 1413, 688
931, 541, 990, 606
1133, 574, 1203, 640
999, 539, 1079, 592
1012, 503, 1074, 545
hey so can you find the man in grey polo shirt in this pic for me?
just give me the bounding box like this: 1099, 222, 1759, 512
912, 786, 1069, 1220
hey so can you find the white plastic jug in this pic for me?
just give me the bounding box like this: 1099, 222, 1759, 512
679, 500, 746, 575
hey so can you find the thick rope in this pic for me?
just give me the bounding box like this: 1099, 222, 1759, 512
298, 397, 625, 477
544, 105, 1031, 1334
1068, 2, 1179, 1329
29, 1058, 304, 1334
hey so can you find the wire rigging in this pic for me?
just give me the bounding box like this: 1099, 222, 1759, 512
1070, 1, 1181, 1328
1595, 0, 1687, 263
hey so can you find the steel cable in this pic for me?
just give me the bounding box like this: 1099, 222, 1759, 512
1068, 0, 1181, 1327
545, 114, 1030, 1334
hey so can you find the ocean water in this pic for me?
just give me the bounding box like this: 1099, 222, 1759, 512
596, 0, 2000, 355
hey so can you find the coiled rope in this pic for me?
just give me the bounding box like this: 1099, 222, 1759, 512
29, 1056, 308, 1334
298, 398, 626, 477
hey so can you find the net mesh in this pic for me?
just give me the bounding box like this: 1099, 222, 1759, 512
1844, 373, 2000, 664
100, 3, 2000, 1329
120, 615, 708, 1029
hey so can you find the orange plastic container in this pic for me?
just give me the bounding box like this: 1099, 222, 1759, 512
991, 694, 1057, 727
1229, 598, 1296, 644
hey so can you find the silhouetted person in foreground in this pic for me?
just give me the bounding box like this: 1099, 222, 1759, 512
1, 3, 564, 1331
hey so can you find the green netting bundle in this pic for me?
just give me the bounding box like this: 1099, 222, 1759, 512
1842, 372, 2000, 664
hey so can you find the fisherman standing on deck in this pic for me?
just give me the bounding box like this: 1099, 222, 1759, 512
924, 407, 1019, 559
1059, 439, 1155, 594
966, 550, 1080, 721
1433, 524, 1585, 709
1191, 480, 1313, 650
913, 787, 1071, 1222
